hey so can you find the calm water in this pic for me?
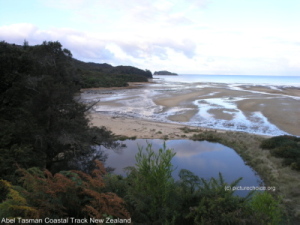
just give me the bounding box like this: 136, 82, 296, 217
102, 139, 263, 196
154, 74, 300, 86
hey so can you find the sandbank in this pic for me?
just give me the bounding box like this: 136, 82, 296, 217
88, 113, 220, 140
84, 82, 300, 137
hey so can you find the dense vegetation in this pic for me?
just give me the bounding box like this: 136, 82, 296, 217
0, 40, 284, 224
0, 143, 283, 224
260, 135, 300, 170
75, 59, 152, 88
0, 161, 130, 220
0, 41, 124, 179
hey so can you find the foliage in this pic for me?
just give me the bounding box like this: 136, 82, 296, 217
260, 135, 300, 170
74, 59, 152, 88
179, 126, 202, 133
124, 143, 176, 224
250, 191, 282, 225
186, 174, 255, 225
0, 179, 38, 218
74, 59, 152, 78
17, 160, 130, 219
103, 174, 128, 198
191, 131, 221, 142
0, 41, 122, 180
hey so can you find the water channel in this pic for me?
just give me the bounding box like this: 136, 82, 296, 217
101, 139, 263, 196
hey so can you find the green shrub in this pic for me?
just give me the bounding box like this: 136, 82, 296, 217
125, 143, 176, 224
260, 135, 300, 170
186, 174, 255, 225
250, 191, 282, 225
260, 135, 299, 150
191, 131, 221, 142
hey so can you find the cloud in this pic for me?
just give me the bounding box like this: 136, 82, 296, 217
0, 23, 197, 65
1, 21, 299, 75
40, 0, 207, 29
1, 0, 299, 75
115, 37, 197, 60
0, 23, 38, 43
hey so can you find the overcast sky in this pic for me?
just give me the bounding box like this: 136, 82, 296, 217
0, 0, 299, 75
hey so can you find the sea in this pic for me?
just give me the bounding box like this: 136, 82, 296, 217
154, 74, 300, 86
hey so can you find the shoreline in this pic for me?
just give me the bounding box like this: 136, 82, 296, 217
88, 112, 273, 139
80, 81, 155, 92
84, 80, 300, 138
89, 113, 226, 140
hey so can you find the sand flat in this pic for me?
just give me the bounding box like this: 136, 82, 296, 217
237, 98, 300, 135
83, 82, 300, 136
238, 85, 300, 97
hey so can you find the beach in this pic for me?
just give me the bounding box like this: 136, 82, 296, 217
82, 76, 300, 137
89, 113, 220, 139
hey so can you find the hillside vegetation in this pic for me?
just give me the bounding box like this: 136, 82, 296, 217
74, 59, 152, 88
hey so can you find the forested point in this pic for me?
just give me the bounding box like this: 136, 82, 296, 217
74, 59, 152, 88
0, 40, 287, 224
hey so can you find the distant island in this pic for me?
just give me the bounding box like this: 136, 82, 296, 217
154, 70, 178, 75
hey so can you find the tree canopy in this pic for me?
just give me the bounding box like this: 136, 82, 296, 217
0, 41, 122, 180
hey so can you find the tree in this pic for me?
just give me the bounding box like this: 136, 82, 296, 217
0, 41, 45, 181
125, 143, 177, 223
0, 41, 121, 180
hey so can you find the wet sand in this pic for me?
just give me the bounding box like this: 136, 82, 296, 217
239, 85, 300, 97
84, 82, 300, 137
237, 98, 300, 135
154, 86, 300, 136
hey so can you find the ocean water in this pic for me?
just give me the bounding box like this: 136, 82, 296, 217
154, 74, 300, 86
82, 74, 300, 136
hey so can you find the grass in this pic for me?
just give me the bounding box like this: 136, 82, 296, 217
191, 130, 300, 223
115, 135, 137, 141
179, 126, 202, 133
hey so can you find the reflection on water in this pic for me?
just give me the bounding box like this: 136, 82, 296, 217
102, 139, 263, 196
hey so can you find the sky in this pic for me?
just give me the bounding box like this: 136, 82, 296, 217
0, 0, 299, 75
